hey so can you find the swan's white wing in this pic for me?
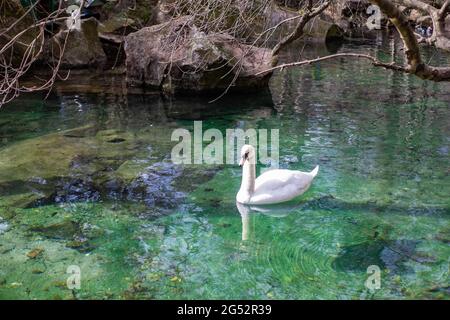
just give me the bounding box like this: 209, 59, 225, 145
255, 169, 314, 191
249, 169, 315, 205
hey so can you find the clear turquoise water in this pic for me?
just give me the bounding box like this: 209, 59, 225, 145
0, 41, 449, 299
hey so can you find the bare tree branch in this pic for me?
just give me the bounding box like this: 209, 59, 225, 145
370, 0, 450, 80
394, 0, 450, 50
255, 52, 408, 76
271, 0, 330, 58
259, 0, 450, 82
0, 0, 85, 107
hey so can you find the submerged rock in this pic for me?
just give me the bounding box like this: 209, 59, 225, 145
54, 178, 100, 204
26, 247, 44, 259
0, 126, 138, 207
125, 16, 273, 94
0, 123, 219, 210
29, 220, 80, 240
124, 161, 185, 208
0, 126, 94, 185
115, 160, 151, 185
0, 192, 50, 209
435, 231, 450, 244
0, 219, 9, 234
65, 239, 95, 253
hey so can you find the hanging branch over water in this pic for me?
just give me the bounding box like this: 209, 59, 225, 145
159, 0, 333, 102
271, 0, 331, 58
393, 0, 450, 51
3, 0, 450, 106
0, 0, 82, 107
370, 0, 450, 80
166, 0, 273, 42
255, 53, 408, 75
258, 0, 450, 81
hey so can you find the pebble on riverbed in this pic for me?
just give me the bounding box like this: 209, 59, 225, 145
0, 220, 9, 234
27, 247, 44, 259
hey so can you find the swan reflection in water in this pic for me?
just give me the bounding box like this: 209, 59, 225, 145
236, 201, 302, 241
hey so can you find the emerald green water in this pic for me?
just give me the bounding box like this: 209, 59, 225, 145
0, 41, 449, 299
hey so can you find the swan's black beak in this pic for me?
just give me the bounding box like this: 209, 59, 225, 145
239, 152, 248, 166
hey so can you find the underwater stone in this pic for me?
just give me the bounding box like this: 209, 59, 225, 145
435, 231, 450, 244
0, 124, 217, 210
26, 247, 44, 259
31, 268, 45, 274
81, 223, 105, 239
0, 192, 52, 209
54, 178, 100, 203
0, 126, 143, 208
95, 129, 135, 142
0, 243, 15, 254
115, 160, 150, 185
29, 220, 80, 240
0, 219, 9, 234
0, 129, 94, 188
65, 240, 95, 253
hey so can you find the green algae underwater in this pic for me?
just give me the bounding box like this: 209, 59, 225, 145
0, 42, 449, 300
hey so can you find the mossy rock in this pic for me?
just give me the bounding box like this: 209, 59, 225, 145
0, 126, 96, 187
95, 129, 135, 143
0, 192, 51, 209
0, 125, 143, 208
65, 240, 95, 253
115, 160, 150, 184
29, 220, 80, 240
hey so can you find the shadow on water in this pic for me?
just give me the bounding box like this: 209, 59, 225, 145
331, 239, 423, 273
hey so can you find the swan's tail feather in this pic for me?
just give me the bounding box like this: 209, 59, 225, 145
310, 165, 319, 178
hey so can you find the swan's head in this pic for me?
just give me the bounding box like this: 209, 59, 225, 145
239, 145, 256, 166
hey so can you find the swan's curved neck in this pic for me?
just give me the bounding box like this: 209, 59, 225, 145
240, 160, 255, 195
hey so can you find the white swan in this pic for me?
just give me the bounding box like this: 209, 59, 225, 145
236, 145, 319, 205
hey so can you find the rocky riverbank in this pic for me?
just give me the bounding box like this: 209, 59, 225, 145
4, 0, 384, 96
